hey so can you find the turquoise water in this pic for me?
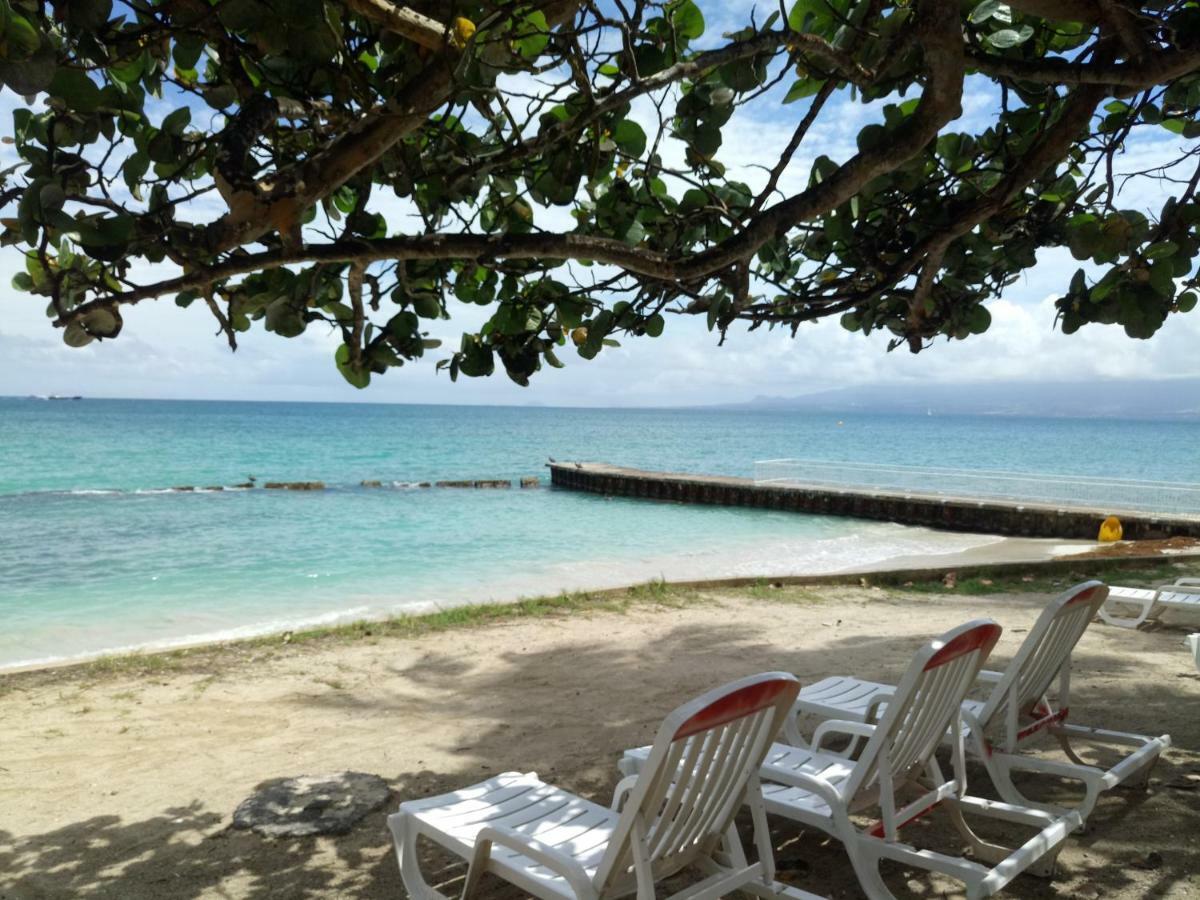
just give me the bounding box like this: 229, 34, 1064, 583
2, 398, 1199, 669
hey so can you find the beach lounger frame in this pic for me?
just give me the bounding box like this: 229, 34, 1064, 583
389, 671, 820, 900
792, 582, 1170, 825
622, 620, 1082, 900
1099, 577, 1200, 629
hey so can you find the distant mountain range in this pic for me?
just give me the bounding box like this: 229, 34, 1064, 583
711, 379, 1200, 419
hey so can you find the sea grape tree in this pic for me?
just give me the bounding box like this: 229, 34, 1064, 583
2, 0, 1198, 387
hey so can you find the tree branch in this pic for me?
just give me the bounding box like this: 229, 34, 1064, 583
204, 1, 586, 253
57, 0, 968, 327
969, 45, 1200, 90
342, 0, 448, 50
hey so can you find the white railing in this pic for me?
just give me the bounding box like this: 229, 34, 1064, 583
753, 458, 1200, 518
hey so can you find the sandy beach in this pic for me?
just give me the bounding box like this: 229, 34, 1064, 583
2, 562, 1198, 900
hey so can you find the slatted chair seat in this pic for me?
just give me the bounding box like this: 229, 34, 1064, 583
1100, 579, 1200, 628
624, 619, 1085, 900
391, 672, 822, 900
794, 675, 987, 725
398, 773, 617, 898
791, 583, 1170, 825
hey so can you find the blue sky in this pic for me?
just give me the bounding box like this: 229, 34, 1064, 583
1, 0, 1197, 406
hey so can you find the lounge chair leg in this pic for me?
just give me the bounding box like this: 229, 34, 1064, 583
1097, 601, 1151, 629
388, 814, 452, 900
846, 842, 899, 900
942, 801, 1057, 879
1053, 729, 1089, 768
984, 758, 1063, 817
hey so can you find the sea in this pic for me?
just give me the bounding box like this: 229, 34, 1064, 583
2, 397, 1198, 670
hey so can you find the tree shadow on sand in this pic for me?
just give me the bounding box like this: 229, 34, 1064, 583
298, 616, 1200, 899
3, 611, 1196, 899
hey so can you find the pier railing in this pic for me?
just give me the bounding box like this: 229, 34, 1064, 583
753, 459, 1200, 518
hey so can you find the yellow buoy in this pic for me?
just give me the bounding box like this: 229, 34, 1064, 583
1098, 516, 1123, 542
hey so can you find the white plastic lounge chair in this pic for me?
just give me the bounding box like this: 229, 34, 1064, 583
1188, 633, 1200, 672
622, 620, 1083, 900
389, 672, 821, 900
791, 582, 1170, 825
1099, 576, 1200, 628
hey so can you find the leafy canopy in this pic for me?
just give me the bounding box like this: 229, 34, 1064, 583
2, 0, 1199, 387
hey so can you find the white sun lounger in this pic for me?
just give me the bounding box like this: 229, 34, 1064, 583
389, 672, 821, 900
1188, 633, 1200, 672
1099, 576, 1200, 628
622, 620, 1082, 900
791, 582, 1170, 825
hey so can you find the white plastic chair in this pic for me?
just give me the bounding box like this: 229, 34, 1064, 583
791, 582, 1170, 824
389, 672, 821, 900
1100, 576, 1200, 628
622, 620, 1081, 900
1187, 633, 1200, 672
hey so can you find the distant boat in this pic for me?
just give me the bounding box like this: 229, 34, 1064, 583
48, 395, 83, 401
926, 408, 933, 416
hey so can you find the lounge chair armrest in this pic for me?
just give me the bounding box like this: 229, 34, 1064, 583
761, 763, 846, 807
473, 824, 595, 898
611, 774, 639, 812
974, 669, 1004, 684
1172, 577, 1200, 587
812, 719, 877, 756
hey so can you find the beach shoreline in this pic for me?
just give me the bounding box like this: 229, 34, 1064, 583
0, 532, 1098, 676
2, 540, 1195, 681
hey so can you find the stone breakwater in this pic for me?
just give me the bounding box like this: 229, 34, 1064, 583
549, 462, 1200, 541
102, 477, 543, 494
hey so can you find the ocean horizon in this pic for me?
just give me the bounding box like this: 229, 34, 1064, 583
3, 396, 1198, 670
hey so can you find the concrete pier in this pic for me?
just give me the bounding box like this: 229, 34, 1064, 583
548, 462, 1200, 540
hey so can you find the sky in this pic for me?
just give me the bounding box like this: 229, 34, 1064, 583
0, 1, 1197, 407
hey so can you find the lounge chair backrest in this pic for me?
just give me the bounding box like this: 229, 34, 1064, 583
844, 619, 1002, 803
592, 672, 800, 896
977, 581, 1107, 746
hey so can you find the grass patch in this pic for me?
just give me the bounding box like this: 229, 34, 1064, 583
898, 560, 1200, 596
746, 578, 826, 605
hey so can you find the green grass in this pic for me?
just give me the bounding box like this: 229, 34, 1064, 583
746, 578, 825, 605
897, 559, 1200, 596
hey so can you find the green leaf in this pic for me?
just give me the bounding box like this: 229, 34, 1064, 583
264, 298, 307, 337
968, 0, 1004, 24
410, 294, 442, 319
63, 322, 95, 347
986, 25, 1033, 49
967, 305, 992, 334
335, 344, 370, 388
670, 0, 705, 39
3, 14, 42, 58
612, 120, 647, 158
173, 35, 205, 70
513, 10, 549, 60
644, 313, 665, 337
0, 44, 56, 94
783, 78, 825, 104
1143, 241, 1178, 260
38, 183, 65, 213
161, 107, 191, 136
49, 68, 103, 113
